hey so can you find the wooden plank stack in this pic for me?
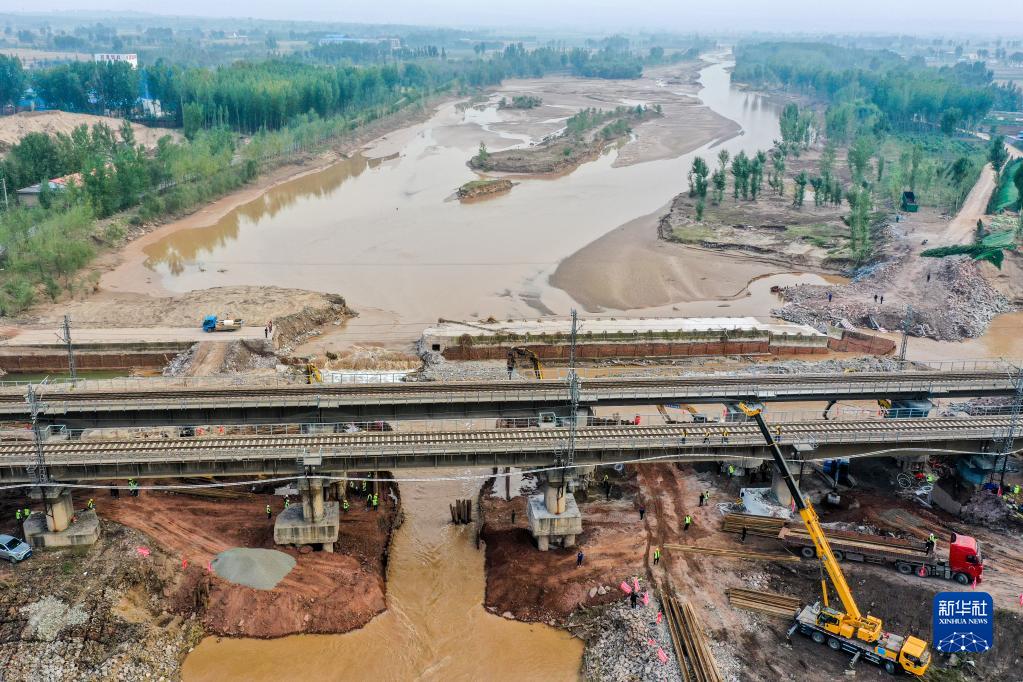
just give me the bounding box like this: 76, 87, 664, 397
664, 543, 801, 563
720, 512, 786, 538
726, 588, 802, 618
664, 592, 724, 682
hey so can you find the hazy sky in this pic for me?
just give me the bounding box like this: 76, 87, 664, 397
6, 0, 1015, 34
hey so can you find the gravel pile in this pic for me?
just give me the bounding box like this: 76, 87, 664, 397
19, 597, 88, 642
162, 344, 197, 376
415, 358, 512, 382
212, 547, 296, 590
775, 256, 1011, 342
582, 601, 683, 682
961, 490, 1023, 528
944, 397, 1013, 416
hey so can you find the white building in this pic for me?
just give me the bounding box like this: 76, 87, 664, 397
94, 53, 138, 69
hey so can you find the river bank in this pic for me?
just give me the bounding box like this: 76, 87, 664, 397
181, 474, 583, 681
76, 58, 744, 333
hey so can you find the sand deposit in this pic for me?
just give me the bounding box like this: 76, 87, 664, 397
0, 110, 180, 153
212, 548, 296, 590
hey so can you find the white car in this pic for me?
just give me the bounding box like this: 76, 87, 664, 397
0, 534, 32, 563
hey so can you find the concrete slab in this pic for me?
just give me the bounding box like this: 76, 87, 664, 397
526, 494, 583, 551
23, 509, 100, 549
273, 501, 340, 548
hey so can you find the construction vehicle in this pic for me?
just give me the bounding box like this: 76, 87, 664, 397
779, 526, 983, 585
657, 404, 709, 423
507, 347, 543, 380
201, 315, 243, 333
304, 363, 323, 384
737, 402, 931, 676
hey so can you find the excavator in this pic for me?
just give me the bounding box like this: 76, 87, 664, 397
305, 362, 323, 384
737, 402, 931, 676
507, 347, 543, 380
656, 404, 708, 424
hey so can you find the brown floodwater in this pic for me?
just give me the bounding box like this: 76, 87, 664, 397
182, 474, 583, 681
905, 311, 1023, 362
135, 57, 793, 326
178, 58, 796, 679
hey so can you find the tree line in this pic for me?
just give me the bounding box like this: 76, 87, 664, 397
734, 42, 1021, 133
0, 55, 140, 116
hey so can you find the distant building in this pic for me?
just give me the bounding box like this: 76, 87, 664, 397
317, 34, 399, 49
16, 172, 83, 207
94, 53, 138, 69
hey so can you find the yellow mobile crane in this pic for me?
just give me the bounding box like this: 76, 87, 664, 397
737, 403, 931, 676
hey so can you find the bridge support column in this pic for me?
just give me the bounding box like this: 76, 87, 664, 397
25, 487, 99, 549
275, 477, 339, 552
527, 469, 583, 551
771, 466, 801, 507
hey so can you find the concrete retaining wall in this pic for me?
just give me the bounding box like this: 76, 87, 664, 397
0, 350, 179, 372
441, 338, 829, 361
826, 329, 897, 355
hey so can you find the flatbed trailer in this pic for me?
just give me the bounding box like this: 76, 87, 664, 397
789, 604, 930, 675
779, 527, 982, 584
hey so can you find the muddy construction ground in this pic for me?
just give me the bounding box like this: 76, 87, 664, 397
0, 481, 400, 680
481, 460, 1023, 681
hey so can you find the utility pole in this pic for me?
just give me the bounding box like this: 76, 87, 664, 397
58, 315, 76, 382
26, 385, 49, 485
997, 365, 1023, 489
898, 305, 913, 363
566, 309, 580, 470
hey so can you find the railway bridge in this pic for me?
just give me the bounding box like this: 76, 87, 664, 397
5, 413, 1013, 551
0, 364, 1015, 427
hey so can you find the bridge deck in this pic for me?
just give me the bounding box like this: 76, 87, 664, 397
0, 370, 1014, 419
0, 416, 1009, 482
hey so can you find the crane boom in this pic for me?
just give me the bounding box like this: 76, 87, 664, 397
739, 403, 880, 641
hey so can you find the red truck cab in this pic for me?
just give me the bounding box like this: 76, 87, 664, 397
948, 533, 983, 584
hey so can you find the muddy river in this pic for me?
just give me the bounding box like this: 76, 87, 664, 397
133, 57, 823, 330
179, 58, 806, 678
182, 475, 583, 681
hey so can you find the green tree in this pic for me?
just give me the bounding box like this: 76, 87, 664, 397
945, 156, 976, 211
717, 149, 730, 172
848, 136, 877, 183
711, 169, 726, 204
695, 198, 705, 221
1015, 163, 1023, 210
0, 54, 26, 107
940, 107, 962, 135
988, 135, 1009, 172
475, 141, 490, 169
770, 150, 786, 195
688, 156, 709, 198
731, 151, 750, 200
182, 102, 204, 140
846, 187, 874, 262
793, 171, 808, 207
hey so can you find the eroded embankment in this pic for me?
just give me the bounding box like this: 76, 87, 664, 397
96, 483, 400, 639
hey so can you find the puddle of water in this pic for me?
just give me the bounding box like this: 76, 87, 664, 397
182, 474, 582, 681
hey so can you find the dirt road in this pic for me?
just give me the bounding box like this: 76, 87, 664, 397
0, 325, 265, 346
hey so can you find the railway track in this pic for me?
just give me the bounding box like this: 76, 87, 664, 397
664, 593, 723, 682
0, 369, 1012, 410
0, 416, 1011, 463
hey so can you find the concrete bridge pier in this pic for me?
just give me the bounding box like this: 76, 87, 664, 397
527, 468, 583, 551
24, 486, 99, 549
274, 477, 340, 552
